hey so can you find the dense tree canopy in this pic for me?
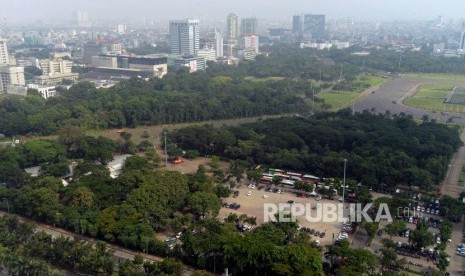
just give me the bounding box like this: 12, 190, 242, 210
169, 111, 461, 190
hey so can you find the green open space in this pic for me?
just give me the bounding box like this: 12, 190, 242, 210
402, 83, 465, 113
406, 73, 465, 80
316, 76, 387, 110
317, 92, 359, 110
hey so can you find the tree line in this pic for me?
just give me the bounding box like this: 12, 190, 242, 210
167, 110, 462, 191
0, 72, 310, 136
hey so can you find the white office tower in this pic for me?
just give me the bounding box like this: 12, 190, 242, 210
169, 19, 200, 56
214, 30, 223, 58
0, 39, 9, 66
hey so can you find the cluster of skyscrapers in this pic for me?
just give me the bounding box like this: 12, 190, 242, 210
167, 15, 261, 72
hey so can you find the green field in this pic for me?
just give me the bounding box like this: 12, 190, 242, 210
316, 76, 387, 110
317, 92, 359, 110
405, 73, 465, 80
402, 83, 465, 113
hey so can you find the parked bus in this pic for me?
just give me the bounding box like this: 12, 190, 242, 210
260, 176, 273, 183
286, 172, 302, 178
281, 179, 295, 186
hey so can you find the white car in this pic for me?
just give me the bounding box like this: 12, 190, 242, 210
436, 236, 441, 244
248, 184, 256, 189
262, 195, 268, 199
176, 232, 182, 239
247, 191, 252, 196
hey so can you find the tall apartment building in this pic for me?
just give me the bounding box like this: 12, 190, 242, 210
241, 17, 258, 36
39, 59, 73, 75
240, 35, 259, 54
214, 30, 224, 58
76, 10, 90, 27
0, 66, 25, 94
226, 14, 239, 39
0, 39, 9, 66
292, 15, 303, 34
293, 14, 326, 40
460, 23, 465, 50
169, 19, 200, 56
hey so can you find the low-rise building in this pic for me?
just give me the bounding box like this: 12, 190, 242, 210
169, 56, 206, 72
92, 54, 167, 78
39, 59, 73, 75
27, 84, 57, 99
34, 72, 79, 86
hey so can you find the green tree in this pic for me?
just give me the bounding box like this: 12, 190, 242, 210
384, 220, 406, 238
189, 191, 221, 218
409, 221, 434, 249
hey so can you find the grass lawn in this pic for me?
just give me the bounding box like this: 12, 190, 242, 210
403, 83, 465, 113
405, 73, 465, 80
316, 76, 387, 110
360, 76, 387, 87
317, 92, 359, 110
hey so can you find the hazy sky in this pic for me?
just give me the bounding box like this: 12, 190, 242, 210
2, 0, 465, 23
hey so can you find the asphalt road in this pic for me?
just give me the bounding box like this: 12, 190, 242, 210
354, 77, 465, 124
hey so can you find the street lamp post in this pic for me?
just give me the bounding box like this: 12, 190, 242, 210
342, 159, 347, 214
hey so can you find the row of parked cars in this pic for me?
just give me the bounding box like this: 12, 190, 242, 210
335, 223, 352, 243
222, 202, 241, 210
298, 226, 326, 238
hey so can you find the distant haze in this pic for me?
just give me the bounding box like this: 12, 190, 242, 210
2, 0, 465, 23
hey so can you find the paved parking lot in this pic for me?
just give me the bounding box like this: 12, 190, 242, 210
219, 185, 345, 245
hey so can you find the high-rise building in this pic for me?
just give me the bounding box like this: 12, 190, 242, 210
116, 24, 126, 35
241, 17, 258, 36
0, 39, 9, 66
0, 66, 25, 94
214, 30, 224, 58
226, 14, 239, 39
169, 19, 200, 56
240, 35, 259, 54
303, 14, 325, 39
460, 24, 465, 50
76, 10, 90, 27
292, 15, 302, 34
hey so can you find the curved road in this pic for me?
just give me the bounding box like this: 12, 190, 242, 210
355, 76, 465, 275
354, 77, 465, 124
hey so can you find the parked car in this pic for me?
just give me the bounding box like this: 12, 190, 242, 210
247, 191, 252, 196
233, 191, 239, 198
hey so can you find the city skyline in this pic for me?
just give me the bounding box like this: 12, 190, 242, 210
2, 0, 465, 24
